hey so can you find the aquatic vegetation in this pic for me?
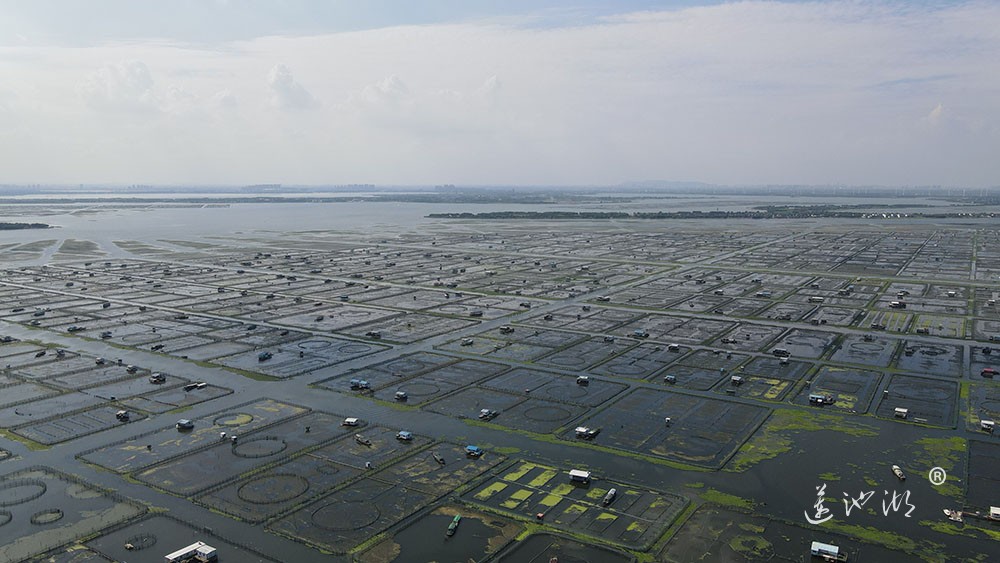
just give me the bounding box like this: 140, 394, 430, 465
474, 482, 508, 501
701, 488, 754, 510
0, 429, 47, 451
728, 534, 772, 558
911, 436, 965, 500
918, 520, 990, 540
528, 469, 558, 488
727, 409, 877, 472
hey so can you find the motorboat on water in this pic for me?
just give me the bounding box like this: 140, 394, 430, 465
891, 465, 905, 480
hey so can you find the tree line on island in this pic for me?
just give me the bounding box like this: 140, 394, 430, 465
429, 205, 995, 220
0, 222, 50, 230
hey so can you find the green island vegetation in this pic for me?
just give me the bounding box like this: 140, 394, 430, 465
0, 222, 50, 229
0, 193, 630, 205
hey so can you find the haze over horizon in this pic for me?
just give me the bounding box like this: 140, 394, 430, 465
1, 0, 998, 188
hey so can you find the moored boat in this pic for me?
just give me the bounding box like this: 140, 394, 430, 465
943, 508, 963, 522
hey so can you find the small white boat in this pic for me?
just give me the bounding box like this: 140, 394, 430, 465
943, 508, 963, 522
891, 465, 905, 480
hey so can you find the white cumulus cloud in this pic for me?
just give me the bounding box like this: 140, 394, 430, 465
925, 102, 945, 125
78, 60, 158, 112
359, 74, 409, 105
266, 63, 319, 110
211, 89, 238, 108
4, 2, 999, 186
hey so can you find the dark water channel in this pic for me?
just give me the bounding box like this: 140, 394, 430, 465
390, 513, 494, 562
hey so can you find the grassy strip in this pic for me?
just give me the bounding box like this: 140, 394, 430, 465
920, 519, 1000, 542
0, 429, 48, 451
193, 361, 279, 382
821, 520, 956, 563
701, 489, 754, 510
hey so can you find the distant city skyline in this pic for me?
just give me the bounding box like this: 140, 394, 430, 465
1, 0, 997, 187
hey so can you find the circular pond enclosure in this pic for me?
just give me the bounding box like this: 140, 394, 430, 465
124, 533, 157, 551
398, 382, 441, 397
232, 436, 288, 458
311, 501, 380, 531
237, 474, 309, 504
0, 479, 48, 507
214, 413, 254, 427
30, 508, 64, 525
524, 406, 574, 422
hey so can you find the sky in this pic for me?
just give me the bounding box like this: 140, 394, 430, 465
0, 0, 998, 187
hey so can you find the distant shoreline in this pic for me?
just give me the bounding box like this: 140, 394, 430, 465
427, 208, 996, 220
0, 194, 625, 205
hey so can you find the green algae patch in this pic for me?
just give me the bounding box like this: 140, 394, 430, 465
912, 436, 965, 500
595, 512, 618, 522
919, 519, 1000, 542
501, 489, 533, 509
913, 436, 964, 468
702, 488, 754, 510
727, 409, 877, 472
528, 469, 557, 488
509, 488, 533, 502
825, 521, 917, 552
538, 494, 562, 507
513, 522, 543, 541
551, 483, 574, 496
474, 481, 508, 501
729, 534, 772, 558
502, 462, 538, 482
